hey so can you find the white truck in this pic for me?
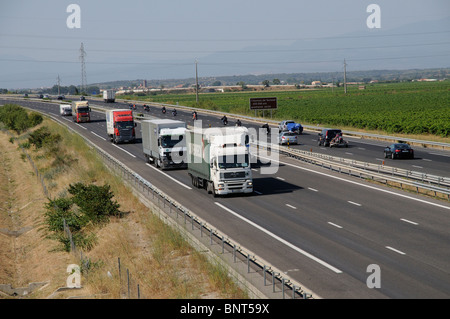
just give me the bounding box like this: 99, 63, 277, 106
103, 89, 115, 103
141, 119, 187, 169
59, 104, 72, 116
187, 127, 253, 196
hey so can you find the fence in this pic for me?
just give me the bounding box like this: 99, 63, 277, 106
262, 141, 450, 200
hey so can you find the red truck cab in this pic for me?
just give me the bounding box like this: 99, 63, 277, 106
106, 109, 136, 144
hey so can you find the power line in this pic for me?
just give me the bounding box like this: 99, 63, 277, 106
1, 41, 449, 55
1, 52, 449, 66
1, 30, 450, 43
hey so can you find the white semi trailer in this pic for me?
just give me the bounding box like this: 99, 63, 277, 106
187, 126, 253, 196
141, 119, 187, 169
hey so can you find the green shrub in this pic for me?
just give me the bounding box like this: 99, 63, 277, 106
0, 104, 43, 133
44, 183, 125, 252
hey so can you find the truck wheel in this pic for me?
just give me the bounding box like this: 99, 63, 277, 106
207, 182, 213, 194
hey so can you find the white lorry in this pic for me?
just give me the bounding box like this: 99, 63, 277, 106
141, 119, 187, 169
187, 126, 253, 196
103, 89, 115, 103
59, 104, 72, 116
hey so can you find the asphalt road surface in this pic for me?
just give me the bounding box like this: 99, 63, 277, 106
1, 97, 449, 299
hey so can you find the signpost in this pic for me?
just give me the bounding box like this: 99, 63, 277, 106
250, 97, 277, 118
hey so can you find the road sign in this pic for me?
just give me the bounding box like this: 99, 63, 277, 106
249, 97, 277, 110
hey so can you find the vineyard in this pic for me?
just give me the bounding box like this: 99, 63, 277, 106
124, 80, 450, 138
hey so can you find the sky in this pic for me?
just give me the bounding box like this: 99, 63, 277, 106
1, 0, 449, 89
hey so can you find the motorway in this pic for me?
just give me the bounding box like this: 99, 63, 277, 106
1, 97, 450, 299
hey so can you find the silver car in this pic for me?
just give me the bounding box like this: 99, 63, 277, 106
278, 131, 298, 145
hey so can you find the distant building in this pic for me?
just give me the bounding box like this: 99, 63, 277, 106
311, 81, 321, 86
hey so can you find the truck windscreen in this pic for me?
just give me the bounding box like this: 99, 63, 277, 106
77, 107, 90, 113
218, 154, 249, 169
161, 135, 183, 148
116, 121, 134, 129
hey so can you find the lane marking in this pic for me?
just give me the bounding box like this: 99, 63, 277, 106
308, 187, 318, 192
214, 202, 343, 274
285, 204, 297, 209
400, 218, 419, 225
75, 123, 87, 130
145, 163, 192, 190
429, 152, 450, 158
112, 144, 136, 158
276, 177, 285, 181
345, 152, 353, 155
412, 165, 423, 169
348, 201, 362, 207
422, 159, 432, 162
386, 246, 406, 255
91, 131, 107, 141
258, 155, 450, 211
254, 190, 263, 195
328, 222, 343, 229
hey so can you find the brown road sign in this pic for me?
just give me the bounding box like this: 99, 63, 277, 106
250, 97, 277, 110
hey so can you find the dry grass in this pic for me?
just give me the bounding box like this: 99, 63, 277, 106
0, 130, 73, 297
0, 114, 247, 299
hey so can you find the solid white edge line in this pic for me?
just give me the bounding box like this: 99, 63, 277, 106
285, 204, 297, 209
112, 144, 136, 158
328, 222, 343, 229
258, 155, 450, 211
145, 163, 192, 190
386, 246, 406, 255
214, 202, 343, 274
90, 131, 107, 141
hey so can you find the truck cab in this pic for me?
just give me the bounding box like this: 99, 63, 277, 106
71, 101, 91, 123
106, 109, 136, 143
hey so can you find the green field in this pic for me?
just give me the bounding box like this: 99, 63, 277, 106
123, 81, 450, 138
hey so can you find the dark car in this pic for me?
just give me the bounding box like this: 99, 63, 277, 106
384, 143, 414, 159
318, 128, 342, 147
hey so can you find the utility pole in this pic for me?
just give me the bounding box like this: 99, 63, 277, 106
57, 75, 61, 96
79, 42, 87, 94
195, 60, 199, 104
343, 59, 347, 94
